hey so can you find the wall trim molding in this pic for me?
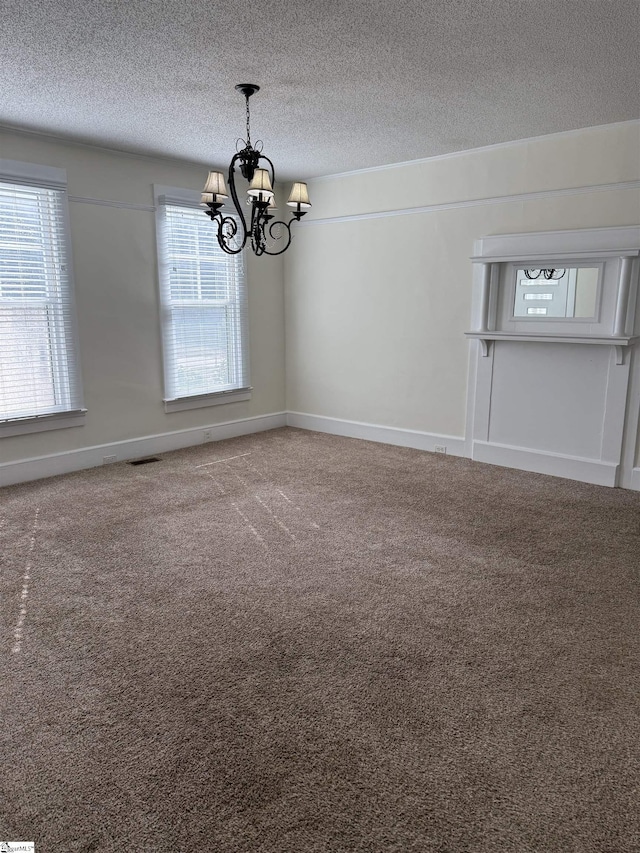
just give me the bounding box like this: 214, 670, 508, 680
312, 119, 640, 182
472, 440, 618, 487
299, 180, 640, 227
69, 195, 156, 212
0, 412, 287, 487
286, 411, 466, 456
630, 468, 640, 491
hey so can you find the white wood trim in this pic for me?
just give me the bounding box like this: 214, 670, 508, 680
69, 196, 156, 212
0, 157, 67, 189
0, 410, 87, 438
154, 184, 201, 208
299, 182, 640, 227
465, 331, 639, 347
472, 226, 640, 261
286, 411, 465, 456
3, 409, 637, 490
472, 440, 618, 487
0, 412, 286, 487
619, 266, 640, 488
164, 388, 252, 413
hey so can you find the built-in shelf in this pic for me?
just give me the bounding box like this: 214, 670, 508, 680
465, 331, 640, 363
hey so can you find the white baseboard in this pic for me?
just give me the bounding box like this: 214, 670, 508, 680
286, 411, 466, 456
3, 409, 633, 490
0, 412, 287, 487
472, 440, 618, 487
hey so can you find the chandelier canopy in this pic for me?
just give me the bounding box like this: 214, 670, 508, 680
201, 84, 312, 256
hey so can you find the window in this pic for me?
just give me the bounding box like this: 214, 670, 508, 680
155, 188, 249, 412
0, 164, 84, 436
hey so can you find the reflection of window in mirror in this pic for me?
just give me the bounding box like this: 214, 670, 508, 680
513, 266, 600, 319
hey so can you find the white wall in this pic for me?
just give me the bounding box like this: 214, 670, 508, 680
285, 122, 640, 444
0, 129, 286, 473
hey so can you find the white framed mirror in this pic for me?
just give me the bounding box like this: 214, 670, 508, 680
512, 265, 601, 320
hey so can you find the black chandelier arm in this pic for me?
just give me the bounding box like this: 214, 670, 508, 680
215, 212, 246, 255
227, 152, 250, 243
258, 218, 295, 256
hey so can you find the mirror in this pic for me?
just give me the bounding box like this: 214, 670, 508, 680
513, 266, 600, 319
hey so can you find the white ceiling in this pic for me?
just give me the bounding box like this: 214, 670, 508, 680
1, 1, 638, 179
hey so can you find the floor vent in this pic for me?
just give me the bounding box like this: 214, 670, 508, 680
129, 457, 161, 466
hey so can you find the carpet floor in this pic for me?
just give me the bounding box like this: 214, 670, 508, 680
1, 427, 639, 852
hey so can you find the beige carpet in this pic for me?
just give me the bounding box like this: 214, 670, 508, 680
1, 427, 639, 852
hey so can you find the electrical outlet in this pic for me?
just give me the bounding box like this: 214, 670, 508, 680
203, 430, 213, 442
103, 454, 117, 464
434, 445, 447, 454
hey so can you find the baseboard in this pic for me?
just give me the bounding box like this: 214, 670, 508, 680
472, 440, 618, 487
3, 410, 631, 489
286, 411, 466, 457
0, 412, 287, 487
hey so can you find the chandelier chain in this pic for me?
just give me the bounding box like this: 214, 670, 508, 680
245, 95, 251, 146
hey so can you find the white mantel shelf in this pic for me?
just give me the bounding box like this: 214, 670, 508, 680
465, 331, 640, 363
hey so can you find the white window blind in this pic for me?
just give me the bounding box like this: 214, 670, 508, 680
0, 179, 83, 423
157, 201, 248, 402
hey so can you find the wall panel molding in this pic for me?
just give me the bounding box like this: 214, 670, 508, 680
69, 195, 156, 212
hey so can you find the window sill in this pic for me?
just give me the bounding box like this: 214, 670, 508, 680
164, 388, 252, 413
0, 409, 87, 438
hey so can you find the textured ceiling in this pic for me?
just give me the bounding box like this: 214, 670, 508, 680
0, 1, 638, 179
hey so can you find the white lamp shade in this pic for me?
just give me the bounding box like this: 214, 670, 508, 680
247, 168, 274, 200
203, 171, 228, 198
286, 182, 311, 208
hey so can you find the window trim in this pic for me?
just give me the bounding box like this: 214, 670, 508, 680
0, 409, 86, 438
163, 388, 252, 413
0, 159, 85, 436
154, 184, 251, 413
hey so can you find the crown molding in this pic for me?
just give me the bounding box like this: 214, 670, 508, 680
298, 180, 640, 227
312, 120, 640, 183
0, 122, 218, 172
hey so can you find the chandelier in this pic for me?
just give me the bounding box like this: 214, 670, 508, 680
201, 84, 312, 256
523, 268, 566, 279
